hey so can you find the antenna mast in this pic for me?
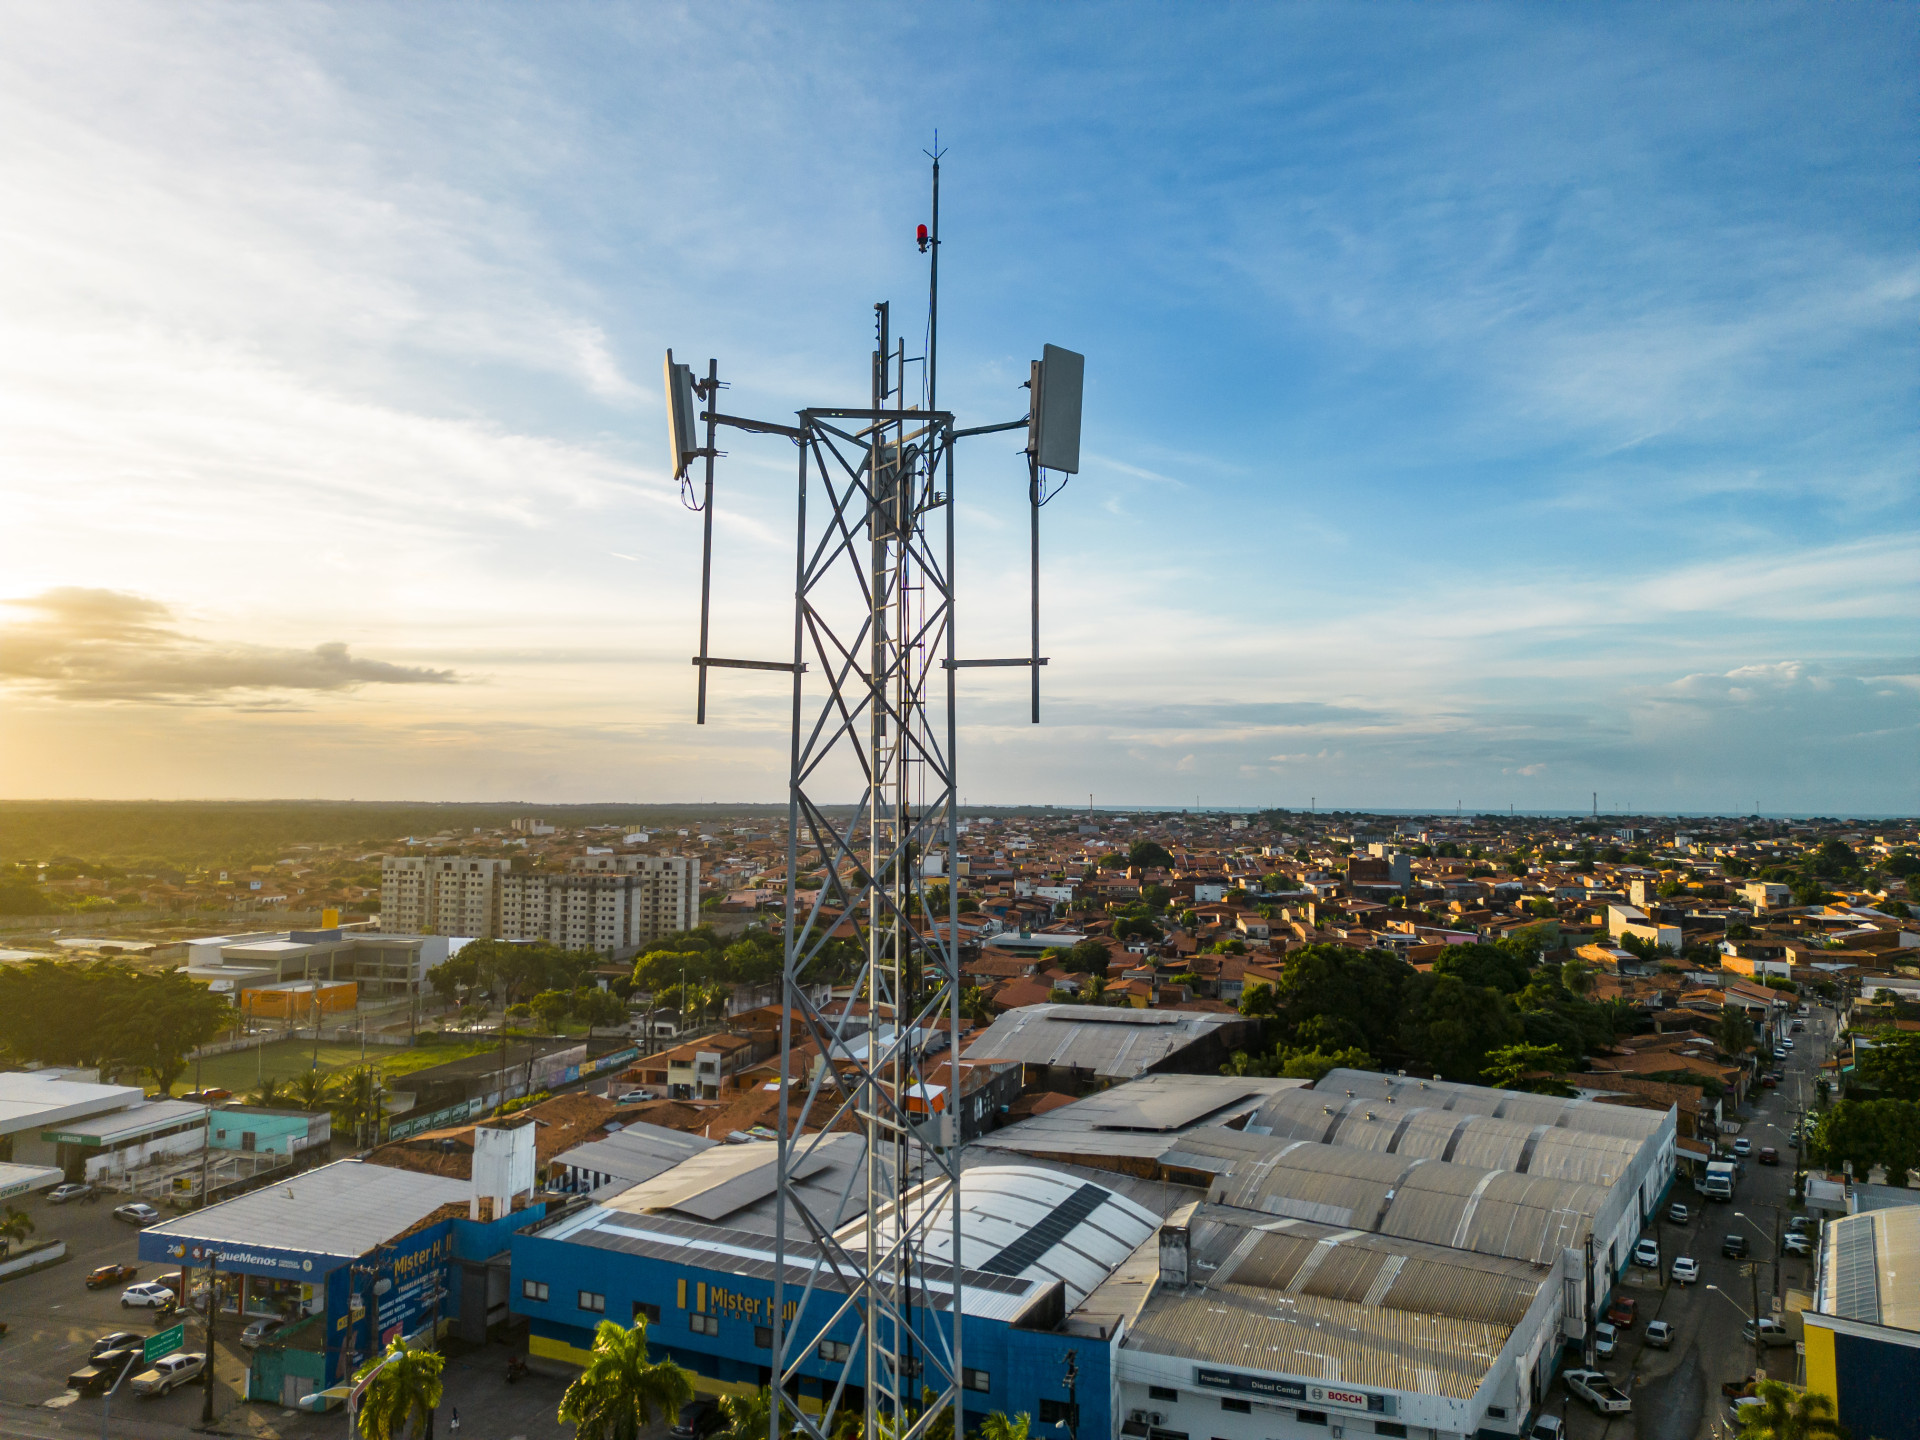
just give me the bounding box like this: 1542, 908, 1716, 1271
670, 148, 1081, 1440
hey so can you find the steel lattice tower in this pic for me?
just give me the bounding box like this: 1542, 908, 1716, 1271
667, 154, 1079, 1440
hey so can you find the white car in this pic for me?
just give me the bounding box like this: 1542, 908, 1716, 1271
1529, 1417, 1565, 1440
48, 1182, 95, 1204
1784, 1233, 1813, 1256
113, 1202, 160, 1226
1783, 1039, 1795, 1050
1633, 1238, 1660, 1268
132, 1352, 205, 1397
1645, 1320, 1674, 1349
1593, 1321, 1618, 1357
1671, 1256, 1700, 1284
1732, 1137, 1753, 1156
120, 1282, 175, 1309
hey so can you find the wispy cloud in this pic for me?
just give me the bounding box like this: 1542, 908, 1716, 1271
0, 589, 455, 703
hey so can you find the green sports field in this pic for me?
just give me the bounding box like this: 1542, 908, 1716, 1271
177, 1036, 499, 1094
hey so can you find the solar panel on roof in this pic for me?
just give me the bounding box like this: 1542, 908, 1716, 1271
1831, 1218, 1880, 1322
977, 1182, 1109, 1277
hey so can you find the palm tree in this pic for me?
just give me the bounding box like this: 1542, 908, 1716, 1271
333, 1067, 386, 1147
1735, 1381, 1841, 1440
288, 1068, 337, 1114
354, 1338, 445, 1440
714, 1386, 803, 1440
558, 1316, 695, 1440
978, 1414, 1032, 1440
251, 1076, 286, 1108
0, 1204, 34, 1257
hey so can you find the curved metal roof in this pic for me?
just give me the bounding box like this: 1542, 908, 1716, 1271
839, 1164, 1159, 1307
1249, 1088, 1646, 1188
1316, 1069, 1669, 1142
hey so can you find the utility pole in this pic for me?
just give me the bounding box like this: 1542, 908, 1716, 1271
201, 1254, 219, 1424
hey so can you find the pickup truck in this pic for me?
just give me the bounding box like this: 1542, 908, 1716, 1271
1564, 1369, 1632, 1415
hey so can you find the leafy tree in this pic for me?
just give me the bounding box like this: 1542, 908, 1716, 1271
1060, 939, 1112, 976
531, 990, 574, 1032
576, 987, 629, 1036
960, 987, 995, 1025
332, 1067, 386, 1146
1811, 1098, 1920, 1185
712, 1387, 794, 1440
1112, 915, 1159, 943
1560, 958, 1594, 998
1483, 1044, 1574, 1095
0, 1204, 34, 1257
107, 973, 233, 1093
251, 1077, 286, 1107
1398, 972, 1523, 1083
288, 1069, 338, 1114
1734, 1380, 1840, 1440
355, 1338, 445, 1440
1263, 945, 1414, 1061
1789, 875, 1831, 908
1223, 1044, 1374, 1083
1128, 840, 1175, 870
978, 1414, 1033, 1440
1715, 1007, 1757, 1058
425, 950, 479, 1006
558, 1317, 696, 1440
1433, 942, 1532, 995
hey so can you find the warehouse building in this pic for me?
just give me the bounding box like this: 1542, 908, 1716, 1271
964, 1004, 1256, 1084
1804, 1203, 1920, 1440
501, 1066, 1675, 1440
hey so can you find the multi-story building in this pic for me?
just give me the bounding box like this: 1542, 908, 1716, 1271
381, 857, 512, 937
382, 854, 698, 959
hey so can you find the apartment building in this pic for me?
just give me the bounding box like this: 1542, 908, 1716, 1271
382, 853, 698, 959
381, 857, 512, 937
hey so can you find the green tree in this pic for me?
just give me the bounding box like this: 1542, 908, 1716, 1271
332, 1067, 386, 1146
1560, 957, 1594, 998
576, 987, 629, 1036
960, 987, 996, 1025
355, 1338, 445, 1440
531, 989, 574, 1033
557, 1317, 696, 1440
1715, 1007, 1757, 1058
1128, 840, 1175, 870
1061, 938, 1112, 976
1433, 942, 1532, 994
0, 1204, 34, 1257
106, 972, 233, 1093
1733, 1380, 1840, 1440
1398, 973, 1523, 1083
251, 1076, 286, 1107
288, 1069, 338, 1114
1812, 1098, 1920, 1185
1854, 1032, 1920, 1101
1483, 1044, 1575, 1095
1264, 944, 1414, 1061
712, 1386, 798, 1440
978, 1414, 1033, 1440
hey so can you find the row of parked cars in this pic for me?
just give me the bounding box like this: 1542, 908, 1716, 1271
65, 1334, 206, 1398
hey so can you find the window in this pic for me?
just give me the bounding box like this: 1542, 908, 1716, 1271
754, 1326, 773, 1349
690, 1313, 719, 1337
1297, 1412, 1328, 1427
578, 1291, 605, 1313
1374, 1426, 1407, 1438
1149, 1387, 1179, 1402
1220, 1400, 1251, 1415
1487, 1408, 1508, 1420
521, 1280, 549, 1302
964, 1369, 991, 1393
819, 1340, 851, 1364
633, 1302, 661, 1325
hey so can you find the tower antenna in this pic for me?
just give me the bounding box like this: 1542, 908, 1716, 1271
669, 152, 1083, 1440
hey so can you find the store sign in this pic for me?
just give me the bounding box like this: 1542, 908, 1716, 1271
42, 1131, 103, 1147
1193, 1369, 1393, 1416
139, 1231, 344, 1280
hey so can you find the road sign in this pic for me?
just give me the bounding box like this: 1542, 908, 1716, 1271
145, 1323, 185, 1362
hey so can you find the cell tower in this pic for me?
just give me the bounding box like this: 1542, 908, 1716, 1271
664, 152, 1083, 1440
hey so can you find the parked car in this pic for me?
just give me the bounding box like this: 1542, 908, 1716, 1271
67, 1350, 140, 1394
1633, 1238, 1660, 1269
1564, 1369, 1632, 1415
1723, 1234, 1750, 1258
615, 1090, 654, 1104
1732, 1137, 1753, 1156
1758, 1147, 1779, 1166
132, 1352, 205, 1397
1743, 1317, 1794, 1348
1761, 1075, 1778, 1088
113, 1202, 160, 1226
1671, 1256, 1700, 1285
1784, 1233, 1813, 1257
1606, 1295, 1637, 1328
239, 1317, 286, 1349
1783, 1039, 1795, 1050
88, 1331, 143, 1359
179, 1088, 232, 1102
1773, 1046, 1788, 1061
1787, 1215, 1814, 1235
672, 1399, 720, 1440
1529, 1416, 1565, 1440
1668, 1202, 1691, 1225
85, 1264, 139, 1290
48, 1182, 95, 1204
121, 1282, 175, 1309
1645, 1320, 1674, 1350
1593, 1321, 1618, 1357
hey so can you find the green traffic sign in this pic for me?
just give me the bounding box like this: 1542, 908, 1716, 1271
145, 1324, 185, 1363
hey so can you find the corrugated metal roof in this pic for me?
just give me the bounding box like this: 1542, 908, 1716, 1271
1316, 1070, 1667, 1142
964, 1005, 1247, 1080
973, 1075, 1305, 1160
1820, 1206, 1920, 1331
141, 1159, 469, 1263
1165, 1129, 1598, 1266
552, 1121, 718, 1186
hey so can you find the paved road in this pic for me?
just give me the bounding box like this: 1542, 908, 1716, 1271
1552, 1004, 1833, 1440
0, 1189, 590, 1439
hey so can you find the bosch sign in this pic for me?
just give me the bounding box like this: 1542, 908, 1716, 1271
1194, 1369, 1393, 1416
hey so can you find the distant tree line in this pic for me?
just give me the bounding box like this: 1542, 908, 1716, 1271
0, 959, 231, 1095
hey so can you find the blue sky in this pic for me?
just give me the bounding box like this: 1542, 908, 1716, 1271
0, 4, 1913, 812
